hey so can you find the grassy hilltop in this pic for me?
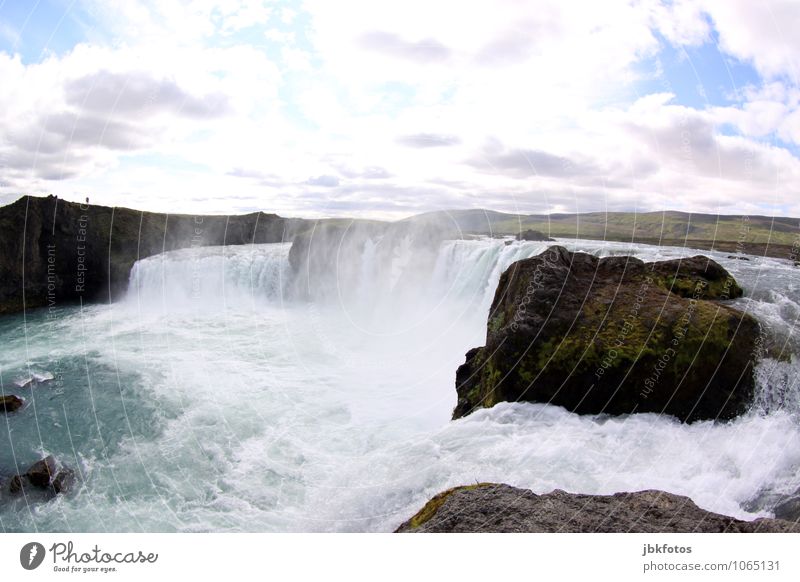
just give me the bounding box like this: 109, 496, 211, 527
407, 209, 800, 260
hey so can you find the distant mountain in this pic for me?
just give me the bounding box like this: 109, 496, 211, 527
405, 208, 800, 249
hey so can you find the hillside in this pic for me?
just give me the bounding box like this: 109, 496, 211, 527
407, 209, 800, 260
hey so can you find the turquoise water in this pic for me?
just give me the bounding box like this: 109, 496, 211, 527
1, 238, 798, 532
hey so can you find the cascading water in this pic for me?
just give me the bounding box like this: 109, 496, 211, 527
0, 236, 798, 532
127, 243, 292, 312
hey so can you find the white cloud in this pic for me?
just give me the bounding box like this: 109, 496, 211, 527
700, 0, 800, 82
0, 0, 799, 219
709, 81, 800, 145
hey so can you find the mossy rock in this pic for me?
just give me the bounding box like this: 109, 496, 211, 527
454, 246, 759, 422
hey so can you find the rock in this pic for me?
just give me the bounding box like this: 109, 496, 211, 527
25, 456, 56, 488
51, 469, 76, 495
727, 255, 750, 261
504, 240, 513, 246
7, 457, 77, 496
516, 229, 554, 242
0, 394, 24, 413
396, 484, 799, 533
772, 494, 800, 522
454, 246, 756, 422
8, 474, 26, 493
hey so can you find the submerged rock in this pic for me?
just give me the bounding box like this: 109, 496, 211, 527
0, 394, 24, 413
8, 475, 25, 494
396, 484, 799, 533
773, 496, 800, 522
753, 486, 800, 522
454, 246, 757, 422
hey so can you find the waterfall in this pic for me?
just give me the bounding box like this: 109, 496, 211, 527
125, 238, 552, 317
4, 235, 800, 532
127, 243, 292, 311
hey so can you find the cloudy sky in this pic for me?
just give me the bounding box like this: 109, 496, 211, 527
0, 0, 799, 219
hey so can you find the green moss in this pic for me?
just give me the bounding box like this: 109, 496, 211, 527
667, 301, 745, 379
481, 360, 501, 407
488, 312, 506, 334
663, 275, 697, 297
527, 293, 668, 379
406, 484, 494, 529
518, 368, 535, 384
705, 278, 743, 300
650, 273, 742, 301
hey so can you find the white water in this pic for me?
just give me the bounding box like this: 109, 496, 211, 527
1, 237, 798, 532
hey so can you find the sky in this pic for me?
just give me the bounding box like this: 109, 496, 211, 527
0, 0, 799, 219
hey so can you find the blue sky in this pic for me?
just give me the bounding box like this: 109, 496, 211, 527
639, 32, 760, 108
0, 0, 87, 61
1, 0, 799, 218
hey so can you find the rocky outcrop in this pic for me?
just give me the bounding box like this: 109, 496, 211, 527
0, 395, 24, 413
454, 246, 758, 422
516, 229, 554, 242
0, 195, 299, 315
396, 484, 799, 533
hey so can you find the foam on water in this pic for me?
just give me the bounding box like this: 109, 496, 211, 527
0, 237, 798, 532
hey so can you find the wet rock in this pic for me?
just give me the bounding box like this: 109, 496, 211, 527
7, 457, 77, 497
0, 394, 24, 413
454, 246, 756, 422
26, 456, 56, 488
396, 484, 800, 533
772, 492, 800, 522
8, 475, 26, 494
727, 255, 750, 261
